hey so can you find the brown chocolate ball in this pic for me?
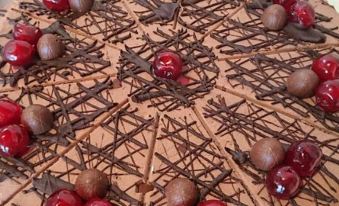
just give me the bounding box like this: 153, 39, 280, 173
261, 4, 287, 31
165, 178, 199, 206
250, 138, 285, 171
286, 69, 319, 98
21, 104, 53, 135
75, 168, 109, 200
37, 34, 64, 61
69, 0, 94, 14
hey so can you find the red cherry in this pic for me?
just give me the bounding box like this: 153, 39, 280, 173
273, 0, 297, 13
289, 1, 315, 28
0, 124, 30, 157
152, 50, 183, 80
266, 165, 301, 200
13, 23, 42, 45
285, 141, 322, 177
2, 40, 35, 67
46, 189, 83, 206
312, 54, 339, 82
198, 200, 227, 206
0, 100, 22, 127
315, 79, 339, 112
85, 198, 114, 206
43, 0, 70, 12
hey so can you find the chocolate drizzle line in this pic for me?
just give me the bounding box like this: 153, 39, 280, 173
19, 0, 137, 44
203, 97, 339, 205
1, 99, 129, 205
0, 14, 111, 87
0, 78, 117, 184
149, 114, 254, 206
133, 0, 240, 34
211, 1, 339, 55
224, 48, 339, 132
118, 28, 219, 111
0, 9, 6, 17
20, 106, 154, 206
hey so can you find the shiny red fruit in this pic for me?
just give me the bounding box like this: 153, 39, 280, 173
85, 199, 114, 206
285, 141, 322, 177
273, 0, 297, 13
315, 79, 339, 112
43, 0, 70, 12
0, 124, 30, 157
312, 54, 339, 82
290, 1, 315, 28
266, 165, 301, 200
0, 100, 22, 127
153, 50, 183, 80
13, 23, 42, 45
46, 189, 83, 206
198, 200, 227, 206
2, 40, 35, 66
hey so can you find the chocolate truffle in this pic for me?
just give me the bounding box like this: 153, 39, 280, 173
261, 4, 287, 31
37, 34, 64, 61
286, 69, 319, 98
165, 178, 199, 206
69, 0, 94, 14
75, 168, 109, 200
21, 104, 53, 135
250, 138, 285, 171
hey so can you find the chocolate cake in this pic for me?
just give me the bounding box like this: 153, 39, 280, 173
0, 0, 338, 206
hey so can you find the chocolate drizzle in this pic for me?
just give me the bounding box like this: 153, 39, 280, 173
0, 9, 6, 17
211, 2, 339, 55
0, 15, 111, 87
224, 48, 339, 131
203, 97, 339, 205
150, 115, 254, 206
19, 0, 137, 44
134, 0, 239, 33
118, 29, 219, 111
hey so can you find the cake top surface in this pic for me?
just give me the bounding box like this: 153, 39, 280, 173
0, 0, 338, 206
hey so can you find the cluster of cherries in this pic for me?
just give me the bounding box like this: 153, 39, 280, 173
0, 100, 29, 157
45, 169, 114, 206
286, 53, 339, 113
250, 138, 322, 199
42, 0, 94, 14
273, 0, 315, 28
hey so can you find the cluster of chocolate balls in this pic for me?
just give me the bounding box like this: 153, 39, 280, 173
45, 169, 114, 206
250, 138, 322, 199
261, 0, 315, 31
165, 178, 227, 206
286, 53, 339, 113
0, 100, 53, 157
1, 22, 65, 69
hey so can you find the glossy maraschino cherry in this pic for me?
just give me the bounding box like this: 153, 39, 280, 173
85, 198, 114, 206
289, 1, 315, 28
315, 79, 339, 112
285, 141, 322, 177
152, 50, 183, 80
0, 100, 22, 127
43, 0, 70, 12
13, 23, 42, 45
273, 0, 297, 13
198, 199, 227, 206
312, 53, 339, 82
0, 124, 30, 157
46, 189, 83, 206
2, 40, 35, 67
266, 165, 301, 200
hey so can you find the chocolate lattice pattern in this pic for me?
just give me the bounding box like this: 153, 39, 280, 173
149, 114, 254, 206
118, 28, 219, 111
0, 78, 117, 184
203, 97, 339, 206
20, 0, 137, 44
